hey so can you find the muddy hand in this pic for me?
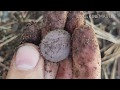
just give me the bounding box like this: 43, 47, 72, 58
6, 43, 44, 79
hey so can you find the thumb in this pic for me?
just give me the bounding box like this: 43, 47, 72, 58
6, 43, 44, 79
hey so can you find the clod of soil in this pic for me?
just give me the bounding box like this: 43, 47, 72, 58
40, 29, 71, 62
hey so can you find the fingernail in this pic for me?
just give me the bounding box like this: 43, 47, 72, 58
15, 44, 39, 70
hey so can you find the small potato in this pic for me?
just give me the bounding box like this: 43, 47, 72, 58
72, 25, 101, 79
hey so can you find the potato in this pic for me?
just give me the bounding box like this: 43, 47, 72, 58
41, 11, 68, 79
72, 25, 101, 79
40, 29, 71, 62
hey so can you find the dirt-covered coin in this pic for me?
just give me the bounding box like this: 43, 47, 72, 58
40, 29, 71, 62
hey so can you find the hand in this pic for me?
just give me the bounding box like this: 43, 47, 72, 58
6, 11, 101, 79
6, 43, 44, 79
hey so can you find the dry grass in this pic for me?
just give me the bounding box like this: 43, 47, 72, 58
0, 11, 120, 79
85, 11, 120, 79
